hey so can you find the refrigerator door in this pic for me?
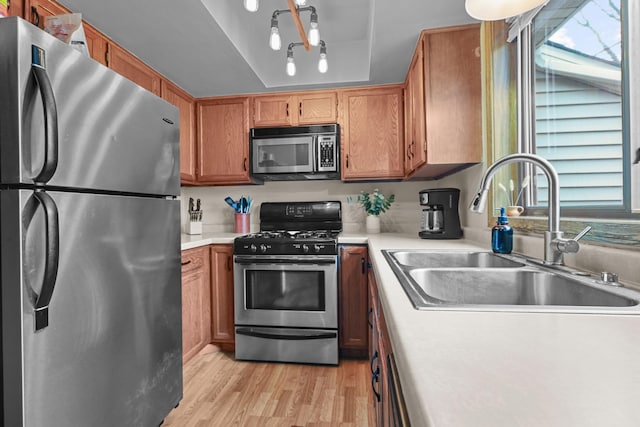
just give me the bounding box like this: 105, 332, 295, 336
0, 18, 179, 196
1, 189, 182, 427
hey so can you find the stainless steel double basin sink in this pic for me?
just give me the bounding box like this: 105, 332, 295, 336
382, 250, 640, 313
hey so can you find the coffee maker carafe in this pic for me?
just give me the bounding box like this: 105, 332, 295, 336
419, 188, 462, 239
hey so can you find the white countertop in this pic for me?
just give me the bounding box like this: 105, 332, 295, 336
181, 232, 640, 426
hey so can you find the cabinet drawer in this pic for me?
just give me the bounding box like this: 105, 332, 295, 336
181, 247, 207, 274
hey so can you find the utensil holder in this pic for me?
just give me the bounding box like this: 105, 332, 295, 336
186, 221, 202, 235
234, 213, 250, 234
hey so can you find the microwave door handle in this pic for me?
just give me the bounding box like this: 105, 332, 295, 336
313, 135, 319, 171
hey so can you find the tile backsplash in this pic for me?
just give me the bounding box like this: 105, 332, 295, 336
181, 163, 639, 287
181, 179, 447, 235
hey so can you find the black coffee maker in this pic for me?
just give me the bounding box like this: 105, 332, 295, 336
419, 188, 462, 239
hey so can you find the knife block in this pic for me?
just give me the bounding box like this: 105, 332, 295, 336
186, 221, 202, 235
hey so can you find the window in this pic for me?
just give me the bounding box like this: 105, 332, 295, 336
510, 0, 639, 217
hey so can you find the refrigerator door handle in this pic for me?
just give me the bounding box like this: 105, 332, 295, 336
23, 190, 60, 331
31, 45, 59, 184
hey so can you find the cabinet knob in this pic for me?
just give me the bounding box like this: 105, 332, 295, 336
243, 157, 248, 171
346, 154, 349, 169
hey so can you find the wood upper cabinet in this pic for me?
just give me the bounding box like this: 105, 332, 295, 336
406, 24, 482, 179
210, 245, 235, 350
108, 43, 161, 96
339, 86, 405, 180
161, 80, 196, 184
83, 23, 109, 66
405, 37, 427, 175
197, 96, 252, 185
181, 247, 211, 364
8, 0, 25, 17
253, 91, 337, 127
27, 0, 68, 28
338, 245, 369, 357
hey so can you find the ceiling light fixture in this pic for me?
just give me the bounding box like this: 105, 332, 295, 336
465, 0, 548, 20
318, 41, 328, 73
286, 41, 328, 77
243, 0, 259, 13
294, 0, 307, 6
268, 5, 320, 51
269, 15, 282, 50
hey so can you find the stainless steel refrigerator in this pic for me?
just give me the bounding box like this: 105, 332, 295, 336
0, 18, 182, 426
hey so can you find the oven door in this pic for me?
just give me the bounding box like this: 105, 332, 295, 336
234, 255, 337, 329
251, 137, 315, 174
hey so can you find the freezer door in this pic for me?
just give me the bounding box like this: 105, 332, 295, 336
0, 18, 179, 196
1, 189, 182, 427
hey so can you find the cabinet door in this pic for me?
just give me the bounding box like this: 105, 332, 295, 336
108, 43, 161, 96
253, 95, 295, 127
210, 245, 235, 349
197, 97, 251, 184
405, 38, 427, 175
181, 247, 211, 364
339, 86, 404, 180
83, 23, 109, 66
27, 0, 68, 28
339, 245, 369, 356
424, 25, 481, 165
162, 80, 196, 184
297, 91, 337, 125
8, 0, 25, 17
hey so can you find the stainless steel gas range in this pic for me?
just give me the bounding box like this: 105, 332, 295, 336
233, 201, 341, 365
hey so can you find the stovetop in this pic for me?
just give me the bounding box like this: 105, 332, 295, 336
234, 201, 342, 256
234, 230, 338, 256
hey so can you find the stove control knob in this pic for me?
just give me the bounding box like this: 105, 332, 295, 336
250, 244, 257, 253
259, 244, 267, 253
302, 244, 309, 254
314, 245, 321, 253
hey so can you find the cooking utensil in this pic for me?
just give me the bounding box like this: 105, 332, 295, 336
224, 196, 238, 212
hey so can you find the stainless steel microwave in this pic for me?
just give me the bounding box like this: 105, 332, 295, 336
250, 124, 340, 181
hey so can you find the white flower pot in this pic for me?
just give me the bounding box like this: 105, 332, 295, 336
366, 214, 381, 234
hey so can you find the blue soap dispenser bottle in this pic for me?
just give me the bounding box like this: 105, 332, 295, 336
491, 207, 513, 254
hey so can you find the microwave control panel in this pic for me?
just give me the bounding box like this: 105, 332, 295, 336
317, 136, 337, 171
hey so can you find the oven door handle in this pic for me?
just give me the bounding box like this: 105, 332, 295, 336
234, 257, 336, 265
236, 327, 337, 341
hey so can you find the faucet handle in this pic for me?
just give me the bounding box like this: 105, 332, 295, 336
554, 226, 592, 254
574, 225, 592, 241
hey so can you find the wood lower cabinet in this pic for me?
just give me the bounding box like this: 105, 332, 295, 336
161, 80, 196, 184
252, 91, 337, 127
181, 247, 211, 364
368, 261, 408, 426
197, 97, 252, 185
339, 86, 405, 180
83, 23, 109, 66
406, 24, 482, 179
210, 245, 235, 351
338, 245, 369, 358
108, 43, 161, 96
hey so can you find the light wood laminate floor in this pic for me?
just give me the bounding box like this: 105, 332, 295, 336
163, 345, 373, 426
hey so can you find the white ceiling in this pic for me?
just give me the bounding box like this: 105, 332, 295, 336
58, 0, 477, 98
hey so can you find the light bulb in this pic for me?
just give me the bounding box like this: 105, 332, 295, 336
318, 52, 328, 73
244, 0, 259, 12
465, 0, 548, 20
286, 56, 296, 76
269, 26, 281, 51
295, 0, 307, 6
308, 22, 320, 47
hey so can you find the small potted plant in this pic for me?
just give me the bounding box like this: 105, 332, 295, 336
357, 189, 395, 233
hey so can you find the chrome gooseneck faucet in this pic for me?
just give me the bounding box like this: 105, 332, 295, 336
469, 153, 591, 265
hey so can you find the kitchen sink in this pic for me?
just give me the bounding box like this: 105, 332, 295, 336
382, 250, 640, 313
408, 269, 636, 307
386, 250, 525, 268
